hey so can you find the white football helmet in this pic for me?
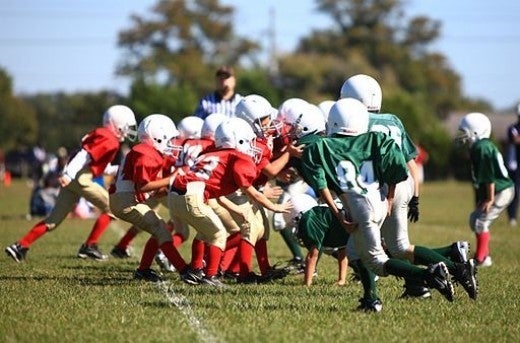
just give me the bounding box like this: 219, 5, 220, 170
102, 105, 137, 142
214, 117, 259, 159
282, 193, 318, 227
235, 94, 281, 138
292, 104, 326, 139
317, 100, 335, 122
276, 98, 325, 139
340, 74, 382, 113
277, 98, 309, 125
138, 114, 181, 156
201, 112, 227, 140
177, 116, 204, 140
327, 98, 369, 136
456, 112, 491, 146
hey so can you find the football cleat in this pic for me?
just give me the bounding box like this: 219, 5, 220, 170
180, 267, 204, 285
477, 256, 492, 267
400, 284, 432, 299
220, 270, 240, 281
5, 243, 28, 263
452, 259, 478, 300
134, 268, 163, 282
154, 251, 175, 272
77, 244, 107, 261
425, 262, 455, 302
357, 298, 383, 313
450, 241, 470, 263
286, 257, 305, 275
110, 246, 132, 259
201, 275, 227, 288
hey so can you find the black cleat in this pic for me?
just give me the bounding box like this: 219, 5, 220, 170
77, 244, 107, 261
180, 267, 204, 285
201, 275, 227, 288
134, 268, 163, 282
357, 298, 383, 313
5, 243, 28, 263
400, 284, 432, 299
452, 259, 478, 300
425, 262, 455, 302
450, 241, 470, 263
110, 246, 132, 259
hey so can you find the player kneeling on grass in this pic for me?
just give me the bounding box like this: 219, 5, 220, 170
109, 114, 193, 283
456, 112, 515, 267
284, 193, 382, 312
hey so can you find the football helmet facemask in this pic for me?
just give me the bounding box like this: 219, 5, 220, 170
276, 98, 325, 140
456, 112, 491, 146
235, 94, 282, 138
138, 114, 181, 156
102, 105, 137, 142
214, 117, 260, 161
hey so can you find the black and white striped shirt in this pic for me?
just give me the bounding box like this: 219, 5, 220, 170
193, 91, 243, 119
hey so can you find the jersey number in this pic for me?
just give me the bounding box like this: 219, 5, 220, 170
336, 160, 376, 194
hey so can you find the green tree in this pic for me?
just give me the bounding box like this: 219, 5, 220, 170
272, 0, 494, 178
117, 0, 259, 112
25, 91, 126, 151
0, 67, 37, 150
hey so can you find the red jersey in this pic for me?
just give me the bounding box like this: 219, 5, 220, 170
175, 138, 215, 168
162, 155, 178, 176
253, 137, 274, 187
272, 122, 293, 158
172, 148, 257, 202
113, 143, 164, 202
81, 127, 120, 177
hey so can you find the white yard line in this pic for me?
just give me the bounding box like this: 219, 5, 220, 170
110, 222, 222, 343
156, 281, 222, 343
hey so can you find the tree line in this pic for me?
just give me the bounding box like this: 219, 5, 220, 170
0, 0, 499, 179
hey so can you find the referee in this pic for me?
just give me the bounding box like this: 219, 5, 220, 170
193, 66, 243, 119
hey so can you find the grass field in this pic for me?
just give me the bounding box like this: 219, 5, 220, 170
1, 179, 520, 343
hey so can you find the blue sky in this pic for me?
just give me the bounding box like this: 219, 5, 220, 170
0, 0, 519, 111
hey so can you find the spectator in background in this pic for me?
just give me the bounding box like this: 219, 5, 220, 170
193, 66, 243, 119
505, 104, 520, 227
27, 147, 68, 219
29, 142, 47, 189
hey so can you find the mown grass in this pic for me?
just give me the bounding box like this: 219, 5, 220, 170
1, 179, 519, 342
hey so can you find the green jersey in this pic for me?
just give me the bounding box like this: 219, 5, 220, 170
300, 131, 409, 195
369, 113, 418, 162
292, 133, 324, 176
298, 205, 349, 251
470, 138, 514, 200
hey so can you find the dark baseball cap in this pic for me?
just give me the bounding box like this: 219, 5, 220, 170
215, 66, 234, 78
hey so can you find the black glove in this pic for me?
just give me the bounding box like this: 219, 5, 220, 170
408, 196, 419, 223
